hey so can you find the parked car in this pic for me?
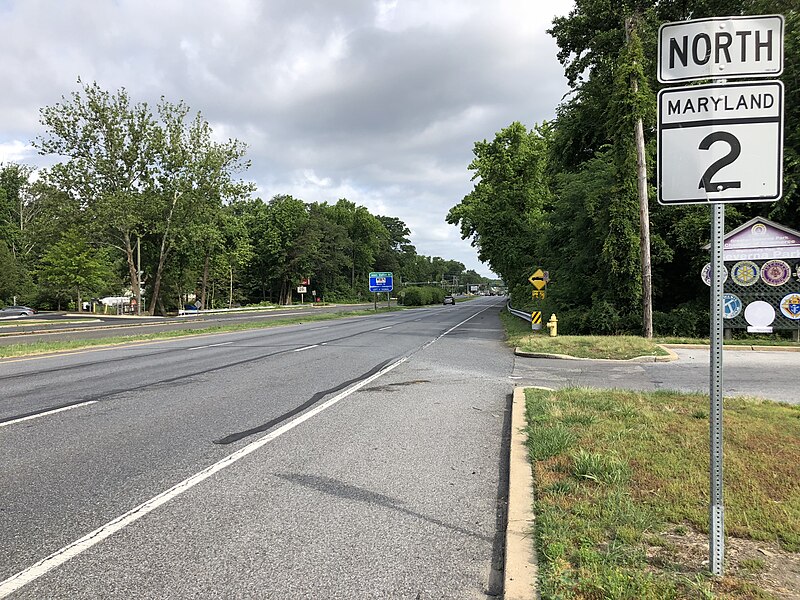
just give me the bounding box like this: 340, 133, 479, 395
0, 305, 37, 316
443, 295, 455, 305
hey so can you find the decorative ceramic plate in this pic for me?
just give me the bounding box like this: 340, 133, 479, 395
731, 261, 759, 287
779, 293, 800, 320
761, 260, 791, 286
723, 293, 742, 319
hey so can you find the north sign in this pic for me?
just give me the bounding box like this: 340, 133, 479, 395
658, 15, 783, 83
658, 81, 783, 205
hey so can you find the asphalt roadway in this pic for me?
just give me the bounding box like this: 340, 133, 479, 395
512, 345, 800, 405
0, 296, 513, 599
2, 298, 798, 598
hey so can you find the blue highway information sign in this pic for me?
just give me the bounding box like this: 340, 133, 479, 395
369, 272, 393, 292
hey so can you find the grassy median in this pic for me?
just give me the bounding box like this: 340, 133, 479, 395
526, 387, 800, 599
0, 307, 403, 359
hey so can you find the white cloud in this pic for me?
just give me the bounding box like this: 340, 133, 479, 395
0, 140, 35, 163
0, 0, 575, 277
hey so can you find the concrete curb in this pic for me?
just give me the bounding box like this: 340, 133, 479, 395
514, 344, 678, 363
663, 343, 800, 352
504, 386, 538, 600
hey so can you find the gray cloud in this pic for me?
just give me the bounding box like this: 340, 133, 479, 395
0, 0, 573, 277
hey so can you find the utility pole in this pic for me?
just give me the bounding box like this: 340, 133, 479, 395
626, 15, 653, 338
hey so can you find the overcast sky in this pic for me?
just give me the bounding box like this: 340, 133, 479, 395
0, 0, 574, 277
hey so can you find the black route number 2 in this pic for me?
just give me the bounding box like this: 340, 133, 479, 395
698, 131, 742, 192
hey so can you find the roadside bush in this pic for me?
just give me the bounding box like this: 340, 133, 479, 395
428, 287, 446, 303
653, 303, 708, 337
401, 286, 446, 306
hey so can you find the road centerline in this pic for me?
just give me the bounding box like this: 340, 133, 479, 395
0, 401, 98, 429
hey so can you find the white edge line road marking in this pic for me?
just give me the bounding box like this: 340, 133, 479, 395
0, 302, 492, 597
292, 344, 319, 352
0, 401, 98, 429
0, 355, 410, 599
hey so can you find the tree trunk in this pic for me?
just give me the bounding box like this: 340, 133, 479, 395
635, 114, 653, 338
228, 264, 234, 308
280, 279, 291, 305
200, 252, 210, 309
122, 231, 140, 310
148, 191, 180, 315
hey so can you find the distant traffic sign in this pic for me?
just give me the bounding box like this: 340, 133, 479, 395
529, 269, 549, 285
658, 81, 783, 204
369, 272, 393, 293
658, 15, 783, 83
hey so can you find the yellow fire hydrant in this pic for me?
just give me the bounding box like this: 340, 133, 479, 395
546, 314, 558, 337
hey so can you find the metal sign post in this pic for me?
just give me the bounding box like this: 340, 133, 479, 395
709, 203, 725, 575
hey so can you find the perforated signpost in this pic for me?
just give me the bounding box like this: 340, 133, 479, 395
657, 14, 784, 577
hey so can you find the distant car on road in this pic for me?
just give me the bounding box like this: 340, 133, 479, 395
0, 305, 37, 316
443, 296, 455, 305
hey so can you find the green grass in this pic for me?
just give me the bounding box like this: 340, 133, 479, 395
0, 306, 403, 359
501, 312, 670, 359
525, 387, 800, 599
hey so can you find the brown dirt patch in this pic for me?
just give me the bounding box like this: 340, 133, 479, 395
650, 527, 800, 598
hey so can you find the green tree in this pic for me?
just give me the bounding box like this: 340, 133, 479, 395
36, 80, 157, 311
37, 230, 117, 311
447, 122, 551, 301
330, 199, 388, 293
36, 81, 253, 315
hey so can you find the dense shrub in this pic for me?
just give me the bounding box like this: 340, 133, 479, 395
653, 303, 708, 337
400, 286, 446, 306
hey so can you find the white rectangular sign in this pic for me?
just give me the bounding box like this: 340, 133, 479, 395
658, 15, 783, 83
658, 81, 783, 205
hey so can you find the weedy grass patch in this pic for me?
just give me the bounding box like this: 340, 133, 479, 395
525, 387, 800, 599
501, 312, 670, 360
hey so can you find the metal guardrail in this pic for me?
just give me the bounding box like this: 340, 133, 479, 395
506, 301, 532, 323
176, 305, 297, 316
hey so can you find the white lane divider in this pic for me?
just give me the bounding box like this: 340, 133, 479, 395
378, 326, 392, 331
420, 304, 494, 350
0, 355, 410, 598
0, 401, 98, 429
293, 344, 319, 352
188, 341, 234, 351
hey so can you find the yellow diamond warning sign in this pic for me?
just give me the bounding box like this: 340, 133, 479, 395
529, 269, 550, 286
